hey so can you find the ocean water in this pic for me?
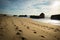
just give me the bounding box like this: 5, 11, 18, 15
32, 18, 60, 26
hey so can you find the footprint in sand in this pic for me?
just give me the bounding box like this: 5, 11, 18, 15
16, 32, 21, 35
0, 27, 3, 29
18, 30, 22, 32
21, 37, 27, 40
54, 28, 60, 32
26, 26, 30, 29
33, 31, 37, 34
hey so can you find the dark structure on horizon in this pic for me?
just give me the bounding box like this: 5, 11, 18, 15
30, 13, 45, 19
18, 15, 27, 17
0, 14, 7, 16
51, 14, 60, 20
39, 13, 45, 18
3, 14, 7, 16
13, 15, 17, 17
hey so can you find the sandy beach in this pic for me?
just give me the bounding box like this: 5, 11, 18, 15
0, 15, 60, 40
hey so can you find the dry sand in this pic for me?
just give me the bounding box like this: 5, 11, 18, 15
0, 15, 60, 40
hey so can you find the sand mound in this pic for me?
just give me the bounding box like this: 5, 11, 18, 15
0, 16, 60, 40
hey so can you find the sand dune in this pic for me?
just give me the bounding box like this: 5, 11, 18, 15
0, 16, 60, 40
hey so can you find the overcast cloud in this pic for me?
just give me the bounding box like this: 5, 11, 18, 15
0, 0, 60, 17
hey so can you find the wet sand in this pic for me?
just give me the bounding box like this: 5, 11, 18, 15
0, 15, 60, 40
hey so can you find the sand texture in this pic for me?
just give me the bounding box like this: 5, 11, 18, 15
0, 16, 60, 40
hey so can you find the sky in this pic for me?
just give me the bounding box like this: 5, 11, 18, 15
0, 0, 60, 17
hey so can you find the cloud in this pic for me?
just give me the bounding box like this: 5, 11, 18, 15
0, 0, 60, 17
